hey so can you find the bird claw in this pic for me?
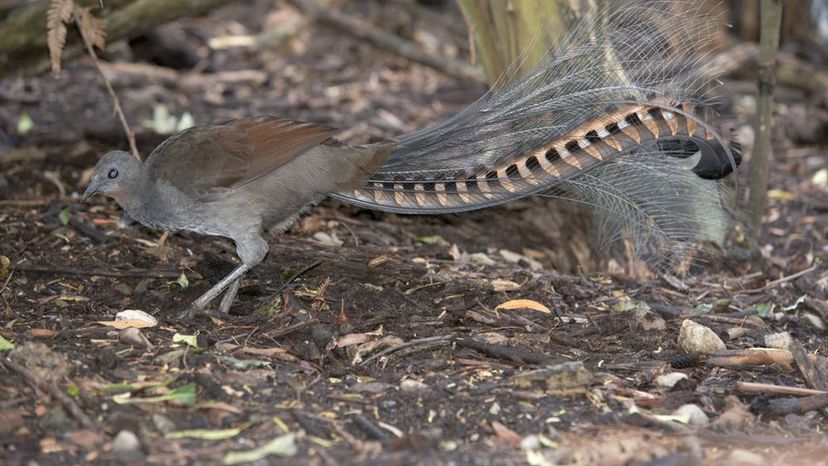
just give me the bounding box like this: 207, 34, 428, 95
176, 304, 201, 321
176, 302, 232, 322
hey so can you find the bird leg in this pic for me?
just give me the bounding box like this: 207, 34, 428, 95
179, 264, 250, 319
218, 278, 241, 315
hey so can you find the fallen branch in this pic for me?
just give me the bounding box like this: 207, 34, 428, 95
14, 262, 185, 279
0, 0, 239, 77
734, 381, 826, 397
286, 0, 485, 84
2, 357, 97, 429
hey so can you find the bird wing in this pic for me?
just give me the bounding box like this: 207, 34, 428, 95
146, 116, 340, 199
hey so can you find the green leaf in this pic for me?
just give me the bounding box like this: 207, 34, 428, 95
747, 302, 774, 317
113, 383, 196, 406
58, 207, 70, 226
166, 425, 248, 440
174, 273, 189, 289
67, 385, 80, 397
418, 235, 450, 247
610, 299, 650, 313
154, 349, 187, 364
172, 333, 200, 349
223, 433, 297, 464
0, 335, 14, 351
17, 112, 33, 135
691, 303, 713, 314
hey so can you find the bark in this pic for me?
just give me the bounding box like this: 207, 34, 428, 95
747, 0, 783, 244
0, 0, 240, 77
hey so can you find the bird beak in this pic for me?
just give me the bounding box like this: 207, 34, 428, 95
81, 182, 98, 203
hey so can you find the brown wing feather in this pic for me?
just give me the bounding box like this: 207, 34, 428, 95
146, 116, 340, 199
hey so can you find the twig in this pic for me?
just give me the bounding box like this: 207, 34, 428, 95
286, 0, 484, 84
0, 199, 51, 207
75, 13, 139, 159
351, 414, 389, 441
455, 338, 554, 365
734, 381, 827, 397
265, 318, 319, 339
272, 260, 321, 295
68, 217, 110, 243
14, 262, 183, 279
2, 357, 97, 429
738, 264, 819, 294
790, 339, 828, 391
0, 269, 13, 295
358, 335, 454, 366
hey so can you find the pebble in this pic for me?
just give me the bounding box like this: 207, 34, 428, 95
655, 372, 688, 389
725, 449, 765, 466
764, 331, 793, 350
112, 430, 141, 454
673, 404, 709, 427
633, 308, 667, 331
400, 379, 430, 394
678, 319, 726, 354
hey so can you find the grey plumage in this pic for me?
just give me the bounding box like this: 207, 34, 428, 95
83, 117, 393, 316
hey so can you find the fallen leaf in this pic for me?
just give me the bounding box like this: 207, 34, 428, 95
172, 333, 203, 349
115, 309, 158, 327
418, 235, 450, 247
491, 279, 521, 292
0, 335, 13, 351
113, 383, 196, 406
223, 433, 297, 464
95, 319, 154, 330
496, 299, 551, 314
337, 333, 373, 348
491, 421, 522, 448
166, 425, 248, 440
767, 189, 795, 201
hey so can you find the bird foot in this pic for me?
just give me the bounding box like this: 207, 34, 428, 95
176, 303, 230, 322
176, 303, 202, 321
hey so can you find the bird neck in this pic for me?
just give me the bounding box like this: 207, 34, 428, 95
111, 174, 148, 219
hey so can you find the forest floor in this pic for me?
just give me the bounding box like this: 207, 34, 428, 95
1, 1, 827, 465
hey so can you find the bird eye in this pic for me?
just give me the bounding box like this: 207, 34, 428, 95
108, 168, 119, 179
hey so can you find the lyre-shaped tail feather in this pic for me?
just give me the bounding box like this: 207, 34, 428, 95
332, 0, 740, 265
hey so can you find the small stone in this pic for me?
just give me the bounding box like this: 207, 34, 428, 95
152, 414, 176, 434
655, 372, 688, 389
119, 328, 152, 349
678, 319, 726, 354
673, 404, 709, 427
764, 331, 793, 350
725, 449, 765, 466
801, 312, 826, 330
400, 379, 430, 394
111, 430, 141, 454
633, 309, 667, 331
726, 327, 748, 340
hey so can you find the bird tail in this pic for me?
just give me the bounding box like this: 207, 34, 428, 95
331, 0, 740, 269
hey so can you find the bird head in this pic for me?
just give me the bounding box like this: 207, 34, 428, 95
82, 150, 143, 204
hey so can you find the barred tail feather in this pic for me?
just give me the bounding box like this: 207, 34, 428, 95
331, 0, 740, 269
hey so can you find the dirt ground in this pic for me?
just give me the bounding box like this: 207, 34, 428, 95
1, 1, 827, 465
